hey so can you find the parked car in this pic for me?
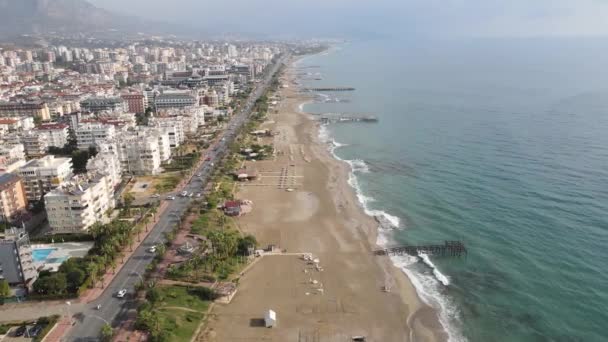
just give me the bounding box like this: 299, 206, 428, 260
147, 246, 157, 253
29, 324, 44, 337
116, 289, 127, 298
166, 196, 175, 200
180, 191, 188, 197
14, 325, 27, 337
196, 193, 202, 197
150, 194, 160, 198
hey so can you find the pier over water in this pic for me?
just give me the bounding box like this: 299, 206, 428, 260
374, 241, 467, 257
304, 87, 355, 92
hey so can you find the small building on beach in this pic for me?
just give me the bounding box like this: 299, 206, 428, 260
233, 167, 258, 181
223, 200, 242, 216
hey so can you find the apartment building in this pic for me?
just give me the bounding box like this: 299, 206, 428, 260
154, 92, 198, 109
18, 156, 73, 201
45, 172, 115, 234
115, 132, 162, 175
0, 228, 37, 288
19, 132, 49, 158
0, 102, 51, 121
76, 123, 116, 150
121, 93, 148, 114
150, 116, 185, 149
36, 123, 69, 148
80, 97, 126, 113
0, 144, 26, 173
0, 174, 28, 223
86, 151, 122, 188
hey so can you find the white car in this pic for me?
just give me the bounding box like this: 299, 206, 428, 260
150, 194, 160, 198
196, 193, 202, 198
166, 196, 176, 200
188, 192, 194, 197
116, 289, 127, 298
180, 191, 188, 197
147, 246, 157, 253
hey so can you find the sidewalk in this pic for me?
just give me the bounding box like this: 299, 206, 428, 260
42, 317, 72, 342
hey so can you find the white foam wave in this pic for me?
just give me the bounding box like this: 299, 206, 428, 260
347, 159, 370, 174
316, 122, 464, 342
394, 254, 466, 342
419, 253, 451, 286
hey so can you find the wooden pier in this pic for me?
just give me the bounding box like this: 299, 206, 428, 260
374, 241, 467, 257
304, 87, 355, 92
320, 115, 378, 124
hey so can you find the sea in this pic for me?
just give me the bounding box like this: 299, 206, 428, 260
295, 37, 608, 342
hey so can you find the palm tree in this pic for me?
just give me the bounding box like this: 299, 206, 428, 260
141, 216, 150, 233
150, 206, 158, 222
110, 258, 117, 274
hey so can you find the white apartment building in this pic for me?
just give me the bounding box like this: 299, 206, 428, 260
19, 132, 49, 158
149, 116, 185, 149
86, 151, 122, 188
36, 123, 69, 148
18, 156, 73, 201
116, 132, 162, 175
0, 143, 26, 173
76, 123, 116, 150
45, 172, 115, 234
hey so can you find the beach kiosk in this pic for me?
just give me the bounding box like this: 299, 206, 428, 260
265, 309, 277, 328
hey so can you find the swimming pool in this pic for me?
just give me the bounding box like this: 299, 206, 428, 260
32, 248, 57, 262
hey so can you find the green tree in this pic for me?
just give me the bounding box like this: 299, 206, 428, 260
237, 234, 257, 255
100, 323, 114, 342
0, 280, 10, 303
66, 269, 86, 291
123, 193, 135, 215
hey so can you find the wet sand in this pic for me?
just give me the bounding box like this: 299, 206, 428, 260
198, 59, 447, 342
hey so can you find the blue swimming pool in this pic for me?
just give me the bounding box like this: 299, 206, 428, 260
32, 248, 57, 262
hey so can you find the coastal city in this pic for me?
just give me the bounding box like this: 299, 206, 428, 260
0, 35, 352, 341
2, 1, 607, 342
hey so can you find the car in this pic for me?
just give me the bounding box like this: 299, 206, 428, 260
196, 193, 202, 197
196, 173, 202, 177
166, 196, 175, 200
150, 194, 160, 198
14, 325, 27, 337
116, 289, 127, 298
188, 192, 194, 197
147, 246, 157, 253
29, 325, 44, 337
180, 191, 188, 197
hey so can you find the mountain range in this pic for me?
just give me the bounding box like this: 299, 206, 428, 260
0, 0, 183, 38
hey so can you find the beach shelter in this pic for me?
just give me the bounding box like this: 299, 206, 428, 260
264, 309, 277, 328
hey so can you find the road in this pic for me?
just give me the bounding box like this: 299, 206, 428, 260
66, 55, 287, 341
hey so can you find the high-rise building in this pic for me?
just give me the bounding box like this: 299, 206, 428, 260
121, 93, 148, 114
18, 156, 73, 201
0, 228, 37, 288
45, 173, 115, 234
0, 174, 28, 223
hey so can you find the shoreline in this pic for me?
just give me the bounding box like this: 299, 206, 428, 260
290, 58, 448, 342
200, 54, 447, 342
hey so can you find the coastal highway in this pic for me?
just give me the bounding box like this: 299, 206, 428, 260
66, 54, 287, 341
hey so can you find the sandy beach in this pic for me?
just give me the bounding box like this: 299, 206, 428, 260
198, 58, 447, 342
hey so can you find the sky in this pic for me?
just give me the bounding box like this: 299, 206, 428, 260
89, 0, 608, 38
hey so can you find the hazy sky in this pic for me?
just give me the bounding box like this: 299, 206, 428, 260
89, 0, 608, 38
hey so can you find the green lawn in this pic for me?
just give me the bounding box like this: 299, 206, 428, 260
154, 286, 211, 341
154, 174, 181, 193
157, 286, 210, 312
157, 309, 204, 342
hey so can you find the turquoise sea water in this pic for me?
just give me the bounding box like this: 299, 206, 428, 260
298, 38, 608, 342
